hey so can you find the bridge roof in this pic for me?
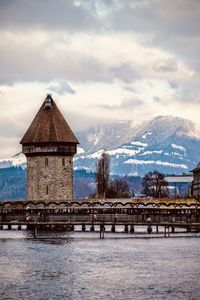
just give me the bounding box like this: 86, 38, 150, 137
20, 95, 79, 145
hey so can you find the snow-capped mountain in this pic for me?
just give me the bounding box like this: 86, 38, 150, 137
75, 116, 200, 176
0, 152, 26, 169
1, 115, 200, 176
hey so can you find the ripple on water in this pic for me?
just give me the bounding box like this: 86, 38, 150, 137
0, 232, 200, 300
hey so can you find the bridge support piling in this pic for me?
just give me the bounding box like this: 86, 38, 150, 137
156, 225, 159, 233
70, 225, 74, 231
111, 224, 115, 233
90, 224, 95, 232
34, 224, 38, 239
147, 225, 152, 234
171, 226, 175, 233
164, 226, 170, 237
8, 224, 11, 230
124, 225, 129, 233
0, 225, 3, 230
18, 225, 22, 230
100, 224, 105, 239
82, 224, 86, 232
130, 225, 135, 233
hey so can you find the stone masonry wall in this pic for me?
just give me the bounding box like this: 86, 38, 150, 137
27, 156, 73, 201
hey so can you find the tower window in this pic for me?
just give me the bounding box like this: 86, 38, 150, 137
46, 185, 48, 195
45, 157, 48, 167
62, 158, 65, 167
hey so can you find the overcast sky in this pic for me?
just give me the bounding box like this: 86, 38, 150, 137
0, 0, 200, 158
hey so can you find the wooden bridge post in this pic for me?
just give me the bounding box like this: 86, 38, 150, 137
124, 224, 129, 233
164, 226, 170, 237
147, 225, 152, 234
0, 225, 3, 230
156, 225, 159, 233
82, 224, 86, 232
18, 225, 22, 230
187, 226, 191, 233
8, 224, 11, 230
100, 224, 105, 239
34, 224, 38, 239
90, 224, 95, 232
111, 224, 115, 233
164, 226, 166, 237
130, 225, 135, 233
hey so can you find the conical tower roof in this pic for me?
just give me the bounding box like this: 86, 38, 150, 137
20, 95, 79, 145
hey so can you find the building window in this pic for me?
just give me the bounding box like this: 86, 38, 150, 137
62, 158, 65, 167
45, 157, 48, 167
46, 185, 48, 195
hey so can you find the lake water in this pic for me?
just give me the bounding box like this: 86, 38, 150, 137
0, 229, 200, 300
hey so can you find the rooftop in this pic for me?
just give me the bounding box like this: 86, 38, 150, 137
20, 95, 79, 145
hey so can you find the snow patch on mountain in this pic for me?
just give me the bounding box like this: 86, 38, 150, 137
131, 141, 148, 147
77, 147, 85, 154
139, 150, 163, 156
142, 131, 152, 139
171, 143, 186, 152
0, 152, 26, 169
124, 159, 188, 169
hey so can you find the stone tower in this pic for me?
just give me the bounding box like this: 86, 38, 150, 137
20, 95, 79, 201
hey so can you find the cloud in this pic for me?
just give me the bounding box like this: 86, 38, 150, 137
154, 59, 178, 73
0, 0, 99, 31
110, 63, 139, 83
0, 0, 200, 158
0, 29, 193, 87
92, 98, 143, 111
48, 80, 76, 95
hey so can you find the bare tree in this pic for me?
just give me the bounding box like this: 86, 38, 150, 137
142, 170, 169, 198
96, 152, 110, 198
107, 178, 130, 198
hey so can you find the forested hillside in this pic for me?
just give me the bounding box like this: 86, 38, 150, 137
0, 167, 142, 200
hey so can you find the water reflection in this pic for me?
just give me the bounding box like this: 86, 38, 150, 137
0, 231, 200, 300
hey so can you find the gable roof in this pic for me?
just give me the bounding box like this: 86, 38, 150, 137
20, 95, 79, 145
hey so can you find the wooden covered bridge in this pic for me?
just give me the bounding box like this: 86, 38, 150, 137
0, 199, 200, 238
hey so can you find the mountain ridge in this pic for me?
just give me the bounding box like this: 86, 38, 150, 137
1, 115, 200, 176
